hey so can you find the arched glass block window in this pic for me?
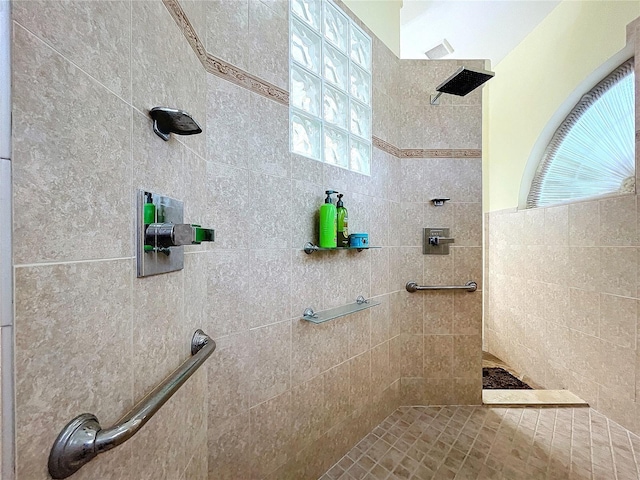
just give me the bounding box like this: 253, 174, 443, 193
527, 59, 635, 208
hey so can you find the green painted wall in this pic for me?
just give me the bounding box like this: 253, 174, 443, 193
343, 0, 402, 56
484, 1, 640, 212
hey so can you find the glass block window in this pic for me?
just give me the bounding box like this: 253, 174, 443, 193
290, 0, 372, 175
527, 59, 635, 208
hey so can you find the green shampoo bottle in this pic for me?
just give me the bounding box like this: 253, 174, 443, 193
336, 194, 349, 247
319, 190, 337, 248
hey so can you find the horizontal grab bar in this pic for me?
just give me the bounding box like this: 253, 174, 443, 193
48, 329, 216, 479
406, 281, 477, 293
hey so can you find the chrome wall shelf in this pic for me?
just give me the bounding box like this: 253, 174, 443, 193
303, 242, 381, 254
302, 295, 380, 324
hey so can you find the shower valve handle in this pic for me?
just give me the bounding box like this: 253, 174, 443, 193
146, 223, 214, 248
429, 236, 455, 246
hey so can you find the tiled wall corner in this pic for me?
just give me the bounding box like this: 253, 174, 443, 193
485, 194, 640, 437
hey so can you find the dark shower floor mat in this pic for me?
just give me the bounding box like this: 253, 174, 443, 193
483, 367, 532, 390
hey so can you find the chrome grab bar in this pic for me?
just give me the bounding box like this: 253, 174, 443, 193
48, 329, 216, 479
406, 281, 477, 293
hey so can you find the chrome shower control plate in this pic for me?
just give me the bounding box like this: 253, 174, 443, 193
423, 228, 453, 255
137, 190, 185, 277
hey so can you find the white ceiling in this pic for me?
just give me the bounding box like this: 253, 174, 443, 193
400, 0, 561, 66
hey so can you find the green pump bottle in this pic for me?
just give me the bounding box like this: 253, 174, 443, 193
336, 194, 349, 247
319, 190, 337, 248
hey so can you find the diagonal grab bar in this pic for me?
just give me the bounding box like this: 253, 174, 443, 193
48, 329, 216, 479
406, 281, 477, 293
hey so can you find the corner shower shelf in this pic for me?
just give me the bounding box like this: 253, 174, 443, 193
303, 242, 381, 254
302, 296, 380, 324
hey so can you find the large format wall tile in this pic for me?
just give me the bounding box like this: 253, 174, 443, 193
290, 374, 325, 451
454, 203, 483, 246
599, 195, 637, 246
370, 297, 391, 347
423, 291, 454, 335
323, 251, 371, 309
390, 202, 424, 247
207, 331, 253, 426
12, 25, 132, 264
290, 180, 323, 249
292, 318, 343, 385
205, 162, 251, 249
248, 0, 289, 90
250, 391, 293, 477
14, 260, 133, 480
401, 105, 483, 150
249, 93, 291, 178
569, 200, 600, 246
128, 391, 189, 480
132, 0, 206, 158
206, 75, 251, 169
13, 0, 131, 100
600, 247, 637, 297
249, 172, 292, 249
132, 109, 185, 212
248, 248, 292, 328
418, 158, 483, 204
250, 319, 292, 405
208, 411, 253, 480
206, 0, 249, 70
133, 269, 184, 399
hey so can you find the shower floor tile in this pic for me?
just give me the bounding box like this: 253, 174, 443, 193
318, 406, 640, 480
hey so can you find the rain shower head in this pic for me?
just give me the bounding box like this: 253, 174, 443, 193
430, 67, 495, 105
149, 107, 202, 141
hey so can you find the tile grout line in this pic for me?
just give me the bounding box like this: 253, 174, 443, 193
12, 21, 131, 108
588, 408, 595, 480
15, 256, 135, 269
569, 408, 576, 476
465, 407, 493, 467
551, 408, 565, 476
508, 407, 527, 472
452, 406, 481, 471
538, 407, 555, 476
606, 417, 620, 480
127, 30, 135, 473
627, 430, 640, 476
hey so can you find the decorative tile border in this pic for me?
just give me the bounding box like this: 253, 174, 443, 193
373, 137, 481, 158
372, 136, 401, 157
164, 0, 481, 159
162, 0, 289, 106
401, 148, 482, 158
204, 54, 289, 105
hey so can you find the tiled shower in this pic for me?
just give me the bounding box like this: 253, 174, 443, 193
7, 0, 483, 477
9, 0, 481, 478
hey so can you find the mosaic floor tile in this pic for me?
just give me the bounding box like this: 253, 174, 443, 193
320, 406, 640, 480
